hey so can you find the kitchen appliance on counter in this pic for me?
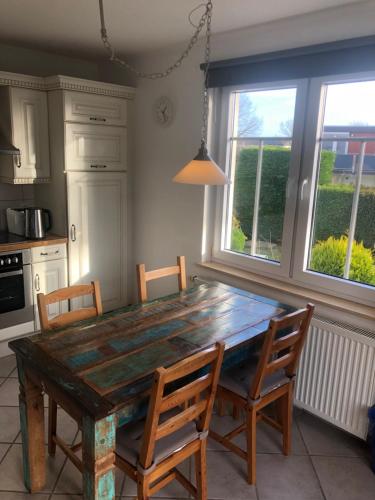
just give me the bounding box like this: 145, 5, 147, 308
0, 248, 33, 330
6, 207, 52, 239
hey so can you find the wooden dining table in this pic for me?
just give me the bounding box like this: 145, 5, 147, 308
9, 280, 294, 500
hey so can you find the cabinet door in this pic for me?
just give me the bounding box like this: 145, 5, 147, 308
67, 171, 127, 312
33, 259, 68, 330
11, 87, 50, 181
65, 123, 127, 172
64, 91, 127, 126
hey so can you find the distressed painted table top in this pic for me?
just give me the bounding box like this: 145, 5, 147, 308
9, 281, 293, 421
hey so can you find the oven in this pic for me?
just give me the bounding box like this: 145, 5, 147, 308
0, 249, 33, 330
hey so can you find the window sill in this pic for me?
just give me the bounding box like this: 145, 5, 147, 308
197, 260, 375, 322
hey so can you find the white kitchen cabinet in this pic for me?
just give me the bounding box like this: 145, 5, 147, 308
67, 171, 127, 312
65, 123, 127, 172
0, 86, 50, 183
32, 254, 68, 331
64, 91, 127, 126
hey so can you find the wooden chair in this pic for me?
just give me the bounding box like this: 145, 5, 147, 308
136, 256, 187, 303
209, 304, 314, 485
36, 281, 103, 462
115, 342, 225, 500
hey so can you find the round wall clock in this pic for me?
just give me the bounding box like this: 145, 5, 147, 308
154, 96, 174, 126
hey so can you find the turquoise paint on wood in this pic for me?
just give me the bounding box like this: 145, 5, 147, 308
82, 414, 116, 499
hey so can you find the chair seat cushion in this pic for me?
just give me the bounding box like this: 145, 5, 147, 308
219, 357, 290, 401
116, 409, 199, 468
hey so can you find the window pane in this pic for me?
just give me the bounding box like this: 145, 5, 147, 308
225, 88, 297, 262
308, 81, 375, 288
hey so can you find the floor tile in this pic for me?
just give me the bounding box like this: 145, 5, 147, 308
193, 450, 257, 500
297, 411, 367, 457
0, 378, 6, 388
121, 458, 191, 498
209, 412, 307, 455
0, 378, 19, 406
0, 355, 16, 377
312, 456, 375, 500
0, 444, 65, 493
256, 454, 324, 500
0, 443, 11, 462
0, 406, 20, 443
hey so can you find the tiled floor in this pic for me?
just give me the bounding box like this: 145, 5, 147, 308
0, 354, 374, 499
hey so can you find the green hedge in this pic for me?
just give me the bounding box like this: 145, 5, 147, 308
313, 185, 375, 249
234, 147, 336, 244
234, 146, 375, 249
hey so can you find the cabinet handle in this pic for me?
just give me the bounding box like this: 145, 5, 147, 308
35, 274, 40, 292
40, 252, 49, 257
89, 116, 106, 122
16, 154, 21, 168
71, 224, 76, 242
90, 164, 107, 169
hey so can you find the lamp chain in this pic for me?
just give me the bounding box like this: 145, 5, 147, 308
99, 0, 213, 81
202, 1, 212, 144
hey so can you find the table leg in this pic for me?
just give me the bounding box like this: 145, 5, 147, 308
17, 357, 46, 493
82, 414, 116, 500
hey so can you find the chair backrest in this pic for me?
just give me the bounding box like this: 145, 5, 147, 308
136, 256, 187, 303
139, 342, 225, 470
37, 281, 103, 332
249, 303, 314, 400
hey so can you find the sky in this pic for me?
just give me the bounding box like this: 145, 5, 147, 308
236, 80, 375, 137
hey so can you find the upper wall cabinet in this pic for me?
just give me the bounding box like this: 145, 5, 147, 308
0, 87, 50, 184
65, 123, 127, 172
64, 91, 127, 126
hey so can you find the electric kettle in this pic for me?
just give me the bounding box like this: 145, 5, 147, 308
25, 208, 52, 239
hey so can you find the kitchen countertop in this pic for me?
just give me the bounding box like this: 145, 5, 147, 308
0, 232, 67, 253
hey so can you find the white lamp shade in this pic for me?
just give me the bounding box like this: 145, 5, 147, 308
173, 142, 229, 185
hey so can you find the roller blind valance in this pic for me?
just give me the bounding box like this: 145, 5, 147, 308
203, 35, 375, 88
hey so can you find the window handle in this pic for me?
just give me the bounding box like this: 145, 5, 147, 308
300, 178, 309, 201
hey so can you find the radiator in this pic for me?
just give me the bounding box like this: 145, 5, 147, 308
295, 317, 375, 440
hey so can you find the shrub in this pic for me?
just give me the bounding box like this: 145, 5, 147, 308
310, 236, 375, 286
318, 150, 335, 185
234, 147, 336, 244
231, 216, 247, 252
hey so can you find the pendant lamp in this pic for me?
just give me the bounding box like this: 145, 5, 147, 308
172, 2, 229, 186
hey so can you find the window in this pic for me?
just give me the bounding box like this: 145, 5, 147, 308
212, 74, 375, 305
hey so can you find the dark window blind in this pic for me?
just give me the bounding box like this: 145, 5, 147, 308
202, 35, 375, 88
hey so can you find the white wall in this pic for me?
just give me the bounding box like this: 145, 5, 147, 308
130, 0, 375, 310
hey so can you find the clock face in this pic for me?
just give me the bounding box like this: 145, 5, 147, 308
154, 96, 174, 126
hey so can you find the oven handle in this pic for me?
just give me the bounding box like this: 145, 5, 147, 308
0, 269, 23, 278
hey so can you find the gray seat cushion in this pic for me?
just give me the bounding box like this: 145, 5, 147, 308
219, 357, 290, 401
116, 409, 199, 468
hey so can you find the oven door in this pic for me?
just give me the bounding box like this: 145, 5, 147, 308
0, 264, 33, 329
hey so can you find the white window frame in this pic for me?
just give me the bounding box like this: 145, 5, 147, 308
212, 79, 308, 279
209, 72, 375, 307
292, 71, 375, 305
